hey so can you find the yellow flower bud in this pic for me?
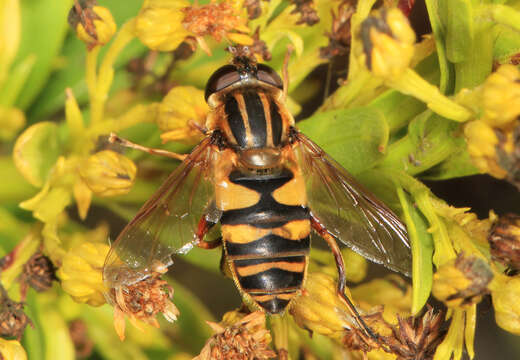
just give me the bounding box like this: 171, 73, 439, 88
79, 150, 137, 197
490, 274, 520, 335
290, 272, 356, 340
0, 339, 27, 360
135, 0, 192, 51
157, 86, 208, 144
482, 65, 520, 128
0, 107, 25, 141
464, 119, 507, 179
358, 8, 415, 79
69, 1, 116, 49
57, 242, 109, 306
432, 255, 493, 308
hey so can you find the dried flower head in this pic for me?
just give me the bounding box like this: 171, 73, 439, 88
432, 254, 493, 308
21, 252, 55, 292
320, 1, 355, 59
108, 272, 179, 341
0, 287, 31, 339
290, 0, 320, 26
489, 213, 520, 271
194, 311, 276, 360
244, 0, 262, 20
381, 306, 446, 360
69, 319, 94, 359
182, 2, 253, 53
79, 150, 137, 197
358, 8, 415, 79
68, 0, 116, 49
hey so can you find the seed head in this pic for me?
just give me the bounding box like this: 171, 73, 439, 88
290, 0, 320, 26
489, 213, 520, 271
21, 252, 55, 292
108, 273, 179, 341
194, 311, 276, 360
0, 287, 31, 339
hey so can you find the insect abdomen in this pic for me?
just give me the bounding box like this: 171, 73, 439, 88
219, 168, 310, 314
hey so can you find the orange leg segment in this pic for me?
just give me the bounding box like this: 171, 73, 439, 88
310, 214, 379, 343
195, 216, 221, 249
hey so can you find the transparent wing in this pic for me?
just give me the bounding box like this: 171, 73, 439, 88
293, 131, 411, 276
103, 137, 218, 288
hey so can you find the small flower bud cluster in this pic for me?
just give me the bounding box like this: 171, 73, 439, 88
489, 213, 520, 271
68, 0, 116, 49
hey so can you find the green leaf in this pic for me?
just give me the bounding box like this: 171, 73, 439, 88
22, 293, 45, 360
440, 0, 474, 63
396, 186, 433, 315
298, 106, 389, 175
379, 111, 462, 176
0, 156, 37, 205
494, 24, 520, 63
39, 305, 75, 360
421, 148, 479, 180
14, 0, 73, 109
0, 55, 36, 107
13, 122, 62, 187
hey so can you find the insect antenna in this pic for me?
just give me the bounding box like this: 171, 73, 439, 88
108, 133, 187, 161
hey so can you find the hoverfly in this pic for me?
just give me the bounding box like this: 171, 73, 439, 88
103, 47, 411, 339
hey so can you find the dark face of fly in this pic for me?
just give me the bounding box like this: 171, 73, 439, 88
205, 58, 292, 171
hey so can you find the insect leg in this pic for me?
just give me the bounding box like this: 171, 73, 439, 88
108, 133, 187, 161
282, 45, 294, 101
310, 215, 379, 343
194, 215, 222, 249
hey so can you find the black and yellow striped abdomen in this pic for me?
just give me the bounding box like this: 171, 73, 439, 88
217, 167, 311, 314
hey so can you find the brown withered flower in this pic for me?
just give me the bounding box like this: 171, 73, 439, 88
108, 272, 179, 341
244, 0, 262, 20
320, 1, 355, 59
21, 252, 55, 293
432, 254, 493, 308
194, 311, 277, 360
250, 28, 272, 62
381, 306, 446, 360
69, 319, 94, 359
0, 286, 31, 339
68, 0, 116, 49
341, 310, 388, 354
290, 0, 320, 26
489, 213, 520, 272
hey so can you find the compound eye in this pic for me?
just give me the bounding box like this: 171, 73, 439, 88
205, 65, 240, 101
256, 64, 283, 90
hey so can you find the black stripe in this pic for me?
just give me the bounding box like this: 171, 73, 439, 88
243, 92, 267, 148
238, 268, 304, 291
257, 298, 290, 314
227, 235, 310, 257
220, 168, 310, 228
224, 95, 247, 148
234, 255, 306, 267
270, 100, 283, 146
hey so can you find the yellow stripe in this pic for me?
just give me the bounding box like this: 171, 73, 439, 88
236, 261, 305, 277
222, 219, 311, 244
235, 93, 253, 147
258, 92, 273, 147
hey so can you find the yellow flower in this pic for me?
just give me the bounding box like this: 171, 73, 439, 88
79, 150, 137, 197
432, 254, 493, 308
358, 8, 415, 79
157, 86, 208, 144
464, 119, 507, 179
482, 65, 520, 129
135, 0, 191, 51
68, 1, 117, 49
57, 242, 109, 306
0, 107, 25, 141
0, 339, 27, 360
490, 273, 520, 335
